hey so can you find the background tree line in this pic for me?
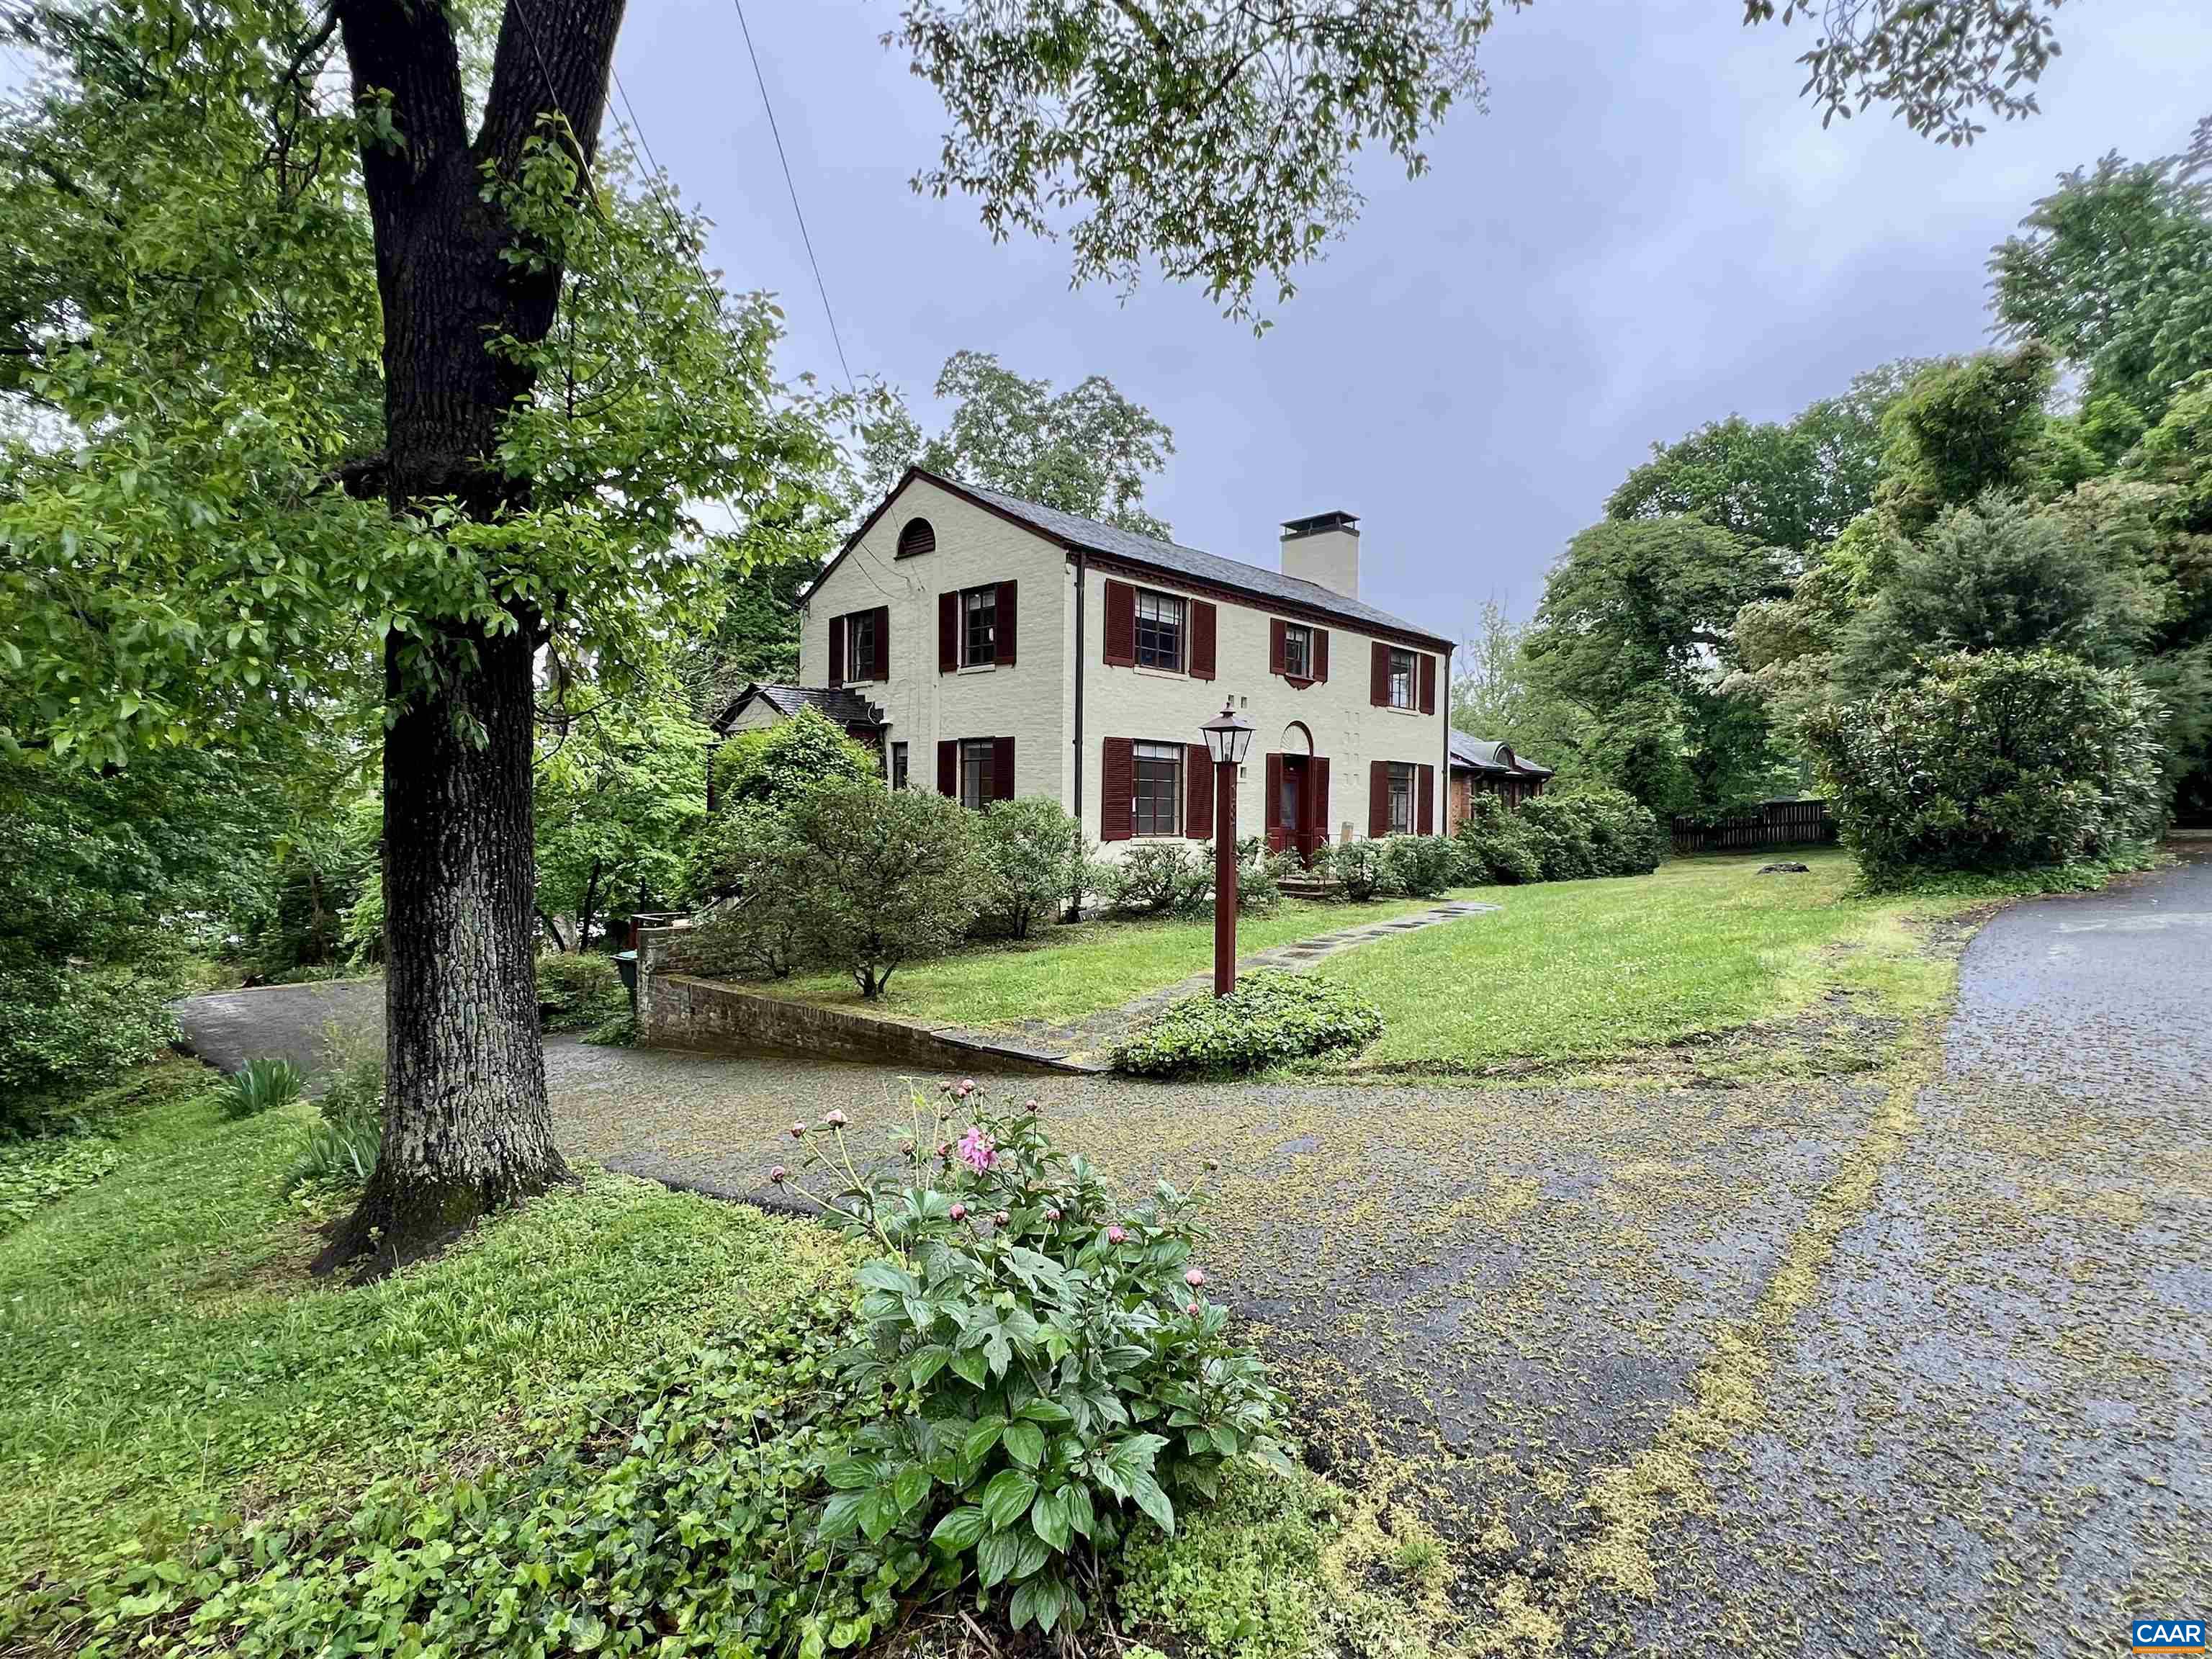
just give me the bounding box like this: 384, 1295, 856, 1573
1458, 119, 2212, 830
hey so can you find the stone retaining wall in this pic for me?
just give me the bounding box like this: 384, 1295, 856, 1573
634, 927, 1081, 1073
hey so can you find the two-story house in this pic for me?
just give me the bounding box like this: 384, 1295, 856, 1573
734, 467, 1455, 860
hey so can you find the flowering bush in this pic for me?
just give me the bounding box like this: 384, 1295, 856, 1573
1112, 970, 1383, 1076
775, 1087, 1291, 1637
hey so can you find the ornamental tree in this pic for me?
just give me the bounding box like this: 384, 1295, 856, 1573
0, 3, 845, 1274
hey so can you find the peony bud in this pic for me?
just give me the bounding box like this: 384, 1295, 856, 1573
1184, 1268, 1206, 1288
1106, 1225, 1127, 1245
1043, 1207, 1062, 1223
788, 1121, 806, 1139
949, 1203, 968, 1221
1186, 1301, 1202, 1317
825, 1110, 848, 1128
768, 1165, 787, 1184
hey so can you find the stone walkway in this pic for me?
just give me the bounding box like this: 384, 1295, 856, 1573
933, 898, 1498, 1067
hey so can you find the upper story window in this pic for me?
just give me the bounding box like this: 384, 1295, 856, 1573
1133, 742, 1183, 837
962, 585, 997, 666
1136, 590, 1185, 672
959, 739, 996, 811
847, 611, 880, 681
896, 518, 935, 559
1282, 624, 1313, 680
1387, 647, 1415, 709
1386, 762, 1416, 835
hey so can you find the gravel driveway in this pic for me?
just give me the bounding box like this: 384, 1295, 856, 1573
171, 848, 2212, 1655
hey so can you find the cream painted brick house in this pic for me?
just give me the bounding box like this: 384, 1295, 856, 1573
736, 468, 1455, 860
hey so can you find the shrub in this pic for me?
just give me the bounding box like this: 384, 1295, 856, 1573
536, 950, 629, 1030
1320, 837, 1392, 903
775, 1087, 1292, 1637
1558, 785, 1667, 876
1199, 837, 1286, 913
1380, 834, 1458, 898
709, 706, 878, 814
1803, 648, 2167, 884
677, 804, 809, 978
0, 960, 179, 1130
1068, 853, 1115, 922
1113, 971, 1383, 1076
786, 777, 984, 997
976, 797, 1084, 938
1110, 842, 1211, 916
1452, 796, 1543, 885
1515, 793, 1600, 880
221, 1056, 303, 1120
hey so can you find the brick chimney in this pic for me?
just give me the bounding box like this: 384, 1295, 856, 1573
1280, 511, 1359, 599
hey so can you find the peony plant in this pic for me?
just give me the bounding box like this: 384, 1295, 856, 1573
773, 1083, 1290, 1637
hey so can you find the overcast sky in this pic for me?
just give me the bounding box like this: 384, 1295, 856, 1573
601, 1, 2211, 639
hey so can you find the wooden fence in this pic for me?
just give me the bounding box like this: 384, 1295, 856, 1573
1671, 799, 1837, 855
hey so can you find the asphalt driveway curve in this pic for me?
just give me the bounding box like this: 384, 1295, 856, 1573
168, 847, 2212, 1656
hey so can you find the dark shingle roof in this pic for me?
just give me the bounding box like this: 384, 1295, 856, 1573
711, 683, 884, 735
943, 476, 1451, 647
1449, 729, 1553, 777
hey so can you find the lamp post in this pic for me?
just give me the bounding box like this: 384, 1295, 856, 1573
1200, 701, 1256, 997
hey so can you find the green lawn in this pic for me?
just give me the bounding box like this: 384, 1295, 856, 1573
0, 1070, 850, 1605
1303, 850, 1981, 1076
768, 895, 1437, 1026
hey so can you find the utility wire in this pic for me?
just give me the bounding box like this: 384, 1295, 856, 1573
728, 0, 855, 395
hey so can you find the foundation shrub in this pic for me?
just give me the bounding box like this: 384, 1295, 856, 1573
1108, 842, 1212, 916
1112, 971, 1383, 1076
1320, 837, 1391, 903
1380, 834, 1458, 898
1452, 795, 1544, 885
975, 798, 1085, 939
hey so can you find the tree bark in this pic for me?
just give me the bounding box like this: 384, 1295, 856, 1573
315, 0, 625, 1278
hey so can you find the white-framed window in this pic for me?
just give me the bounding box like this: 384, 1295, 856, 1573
959, 739, 996, 811
847, 611, 879, 681
1282, 623, 1313, 679
1386, 762, 1416, 835
1133, 741, 1182, 837
1387, 647, 1416, 709
1136, 590, 1185, 672
962, 585, 997, 666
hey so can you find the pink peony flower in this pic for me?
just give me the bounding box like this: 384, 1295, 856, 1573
993, 1210, 1010, 1226
1024, 1097, 1040, 1113
768, 1165, 787, 1184
960, 1076, 976, 1092
824, 1110, 848, 1128
935, 1142, 950, 1161
1185, 1268, 1206, 1288
1186, 1301, 1202, 1317
957, 1125, 997, 1174
1043, 1206, 1062, 1223
788, 1121, 806, 1139
1106, 1225, 1128, 1246
949, 1202, 968, 1221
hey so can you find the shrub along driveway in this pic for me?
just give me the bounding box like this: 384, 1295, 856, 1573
172, 852, 2211, 1654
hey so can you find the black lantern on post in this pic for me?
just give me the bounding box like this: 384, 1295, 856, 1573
1200, 702, 1256, 997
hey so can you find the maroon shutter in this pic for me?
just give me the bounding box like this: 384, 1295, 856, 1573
1190, 601, 1216, 681
937, 739, 956, 798
1100, 739, 1135, 842
1184, 744, 1213, 840
1370, 641, 1388, 706
992, 736, 1015, 801
1104, 580, 1136, 666
1269, 619, 1286, 676
996, 580, 1017, 667
938, 593, 958, 673
1418, 763, 1436, 835
1264, 752, 1285, 853
870, 606, 890, 680
1419, 652, 1437, 715
1311, 757, 1331, 844
1369, 761, 1390, 838
829, 613, 845, 688
1313, 629, 1329, 683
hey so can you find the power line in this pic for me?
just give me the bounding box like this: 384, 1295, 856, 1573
727, 0, 855, 395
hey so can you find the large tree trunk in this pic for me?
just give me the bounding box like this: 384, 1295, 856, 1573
315, 0, 625, 1277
